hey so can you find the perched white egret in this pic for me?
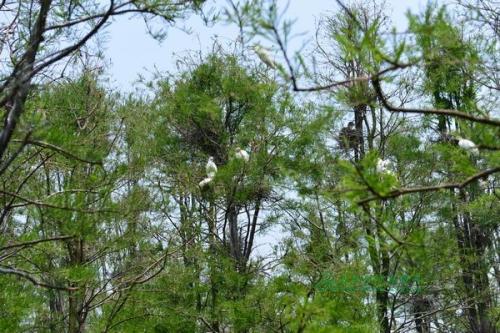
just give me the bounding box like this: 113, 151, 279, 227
457, 138, 479, 155
206, 156, 217, 178
252, 45, 277, 69
198, 177, 213, 188
478, 178, 488, 189
235, 147, 250, 162
376, 158, 394, 175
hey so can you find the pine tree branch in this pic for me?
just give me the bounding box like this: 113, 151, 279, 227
0, 265, 77, 291
0, 235, 73, 251
358, 166, 500, 204
12, 139, 102, 165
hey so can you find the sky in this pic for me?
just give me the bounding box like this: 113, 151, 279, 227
104, 0, 428, 92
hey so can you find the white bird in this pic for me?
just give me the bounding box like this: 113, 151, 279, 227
206, 156, 217, 178
252, 45, 277, 69
376, 158, 394, 174
198, 177, 213, 188
234, 147, 250, 162
457, 138, 479, 155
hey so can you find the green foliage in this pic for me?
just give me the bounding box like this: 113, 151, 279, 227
1, 2, 499, 333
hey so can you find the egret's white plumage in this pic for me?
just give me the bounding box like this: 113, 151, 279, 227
206, 156, 217, 178
199, 177, 213, 188
235, 147, 250, 162
458, 138, 479, 155
376, 158, 389, 173
376, 158, 394, 175
252, 45, 277, 69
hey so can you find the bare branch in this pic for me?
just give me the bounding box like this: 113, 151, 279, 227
372, 77, 500, 127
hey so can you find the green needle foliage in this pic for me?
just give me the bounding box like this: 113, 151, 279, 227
0, 1, 498, 332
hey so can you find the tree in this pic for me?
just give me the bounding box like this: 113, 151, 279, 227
228, 0, 499, 331
0, 0, 205, 171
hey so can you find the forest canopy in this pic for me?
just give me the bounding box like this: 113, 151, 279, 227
0, 0, 499, 332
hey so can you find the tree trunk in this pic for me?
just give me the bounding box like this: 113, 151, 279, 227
0, 0, 52, 161
227, 204, 243, 271
413, 296, 431, 333
67, 238, 86, 333
454, 190, 496, 333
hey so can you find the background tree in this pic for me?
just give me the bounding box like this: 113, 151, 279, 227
232, 0, 499, 331
0, 0, 205, 169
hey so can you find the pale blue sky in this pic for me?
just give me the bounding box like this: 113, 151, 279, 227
104, 0, 428, 92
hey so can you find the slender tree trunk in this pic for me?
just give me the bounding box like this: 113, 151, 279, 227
0, 0, 52, 160
67, 238, 86, 333
47, 262, 64, 333
354, 99, 392, 333
68, 290, 83, 333
413, 296, 431, 333
227, 204, 243, 271
243, 198, 261, 267
206, 199, 220, 332
453, 190, 496, 333
354, 104, 366, 160
375, 215, 390, 333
